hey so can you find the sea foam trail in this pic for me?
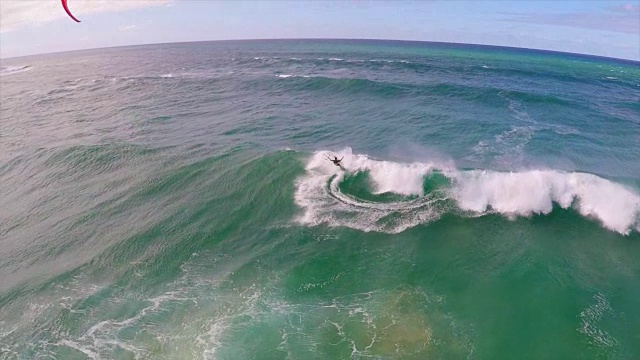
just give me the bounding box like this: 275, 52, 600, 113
294, 148, 640, 235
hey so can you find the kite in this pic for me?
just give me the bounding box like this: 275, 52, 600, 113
61, 0, 81, 23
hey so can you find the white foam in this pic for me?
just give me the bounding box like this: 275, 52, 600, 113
160, 73, 174, 78
294, 148, 640, 235
369, 59, 402, 64
58, 339, 99, 359
452, 170, 640, 234
578, 293, 618, 348
369, 59, 409, 64
276, 74, 294, 78
343, 152, 441, 196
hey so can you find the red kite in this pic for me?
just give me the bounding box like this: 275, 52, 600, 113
62, 0, 81, 22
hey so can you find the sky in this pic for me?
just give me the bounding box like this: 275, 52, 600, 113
0, 0, 639, 60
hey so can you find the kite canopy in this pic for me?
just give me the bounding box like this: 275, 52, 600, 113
62, 0, 81, 22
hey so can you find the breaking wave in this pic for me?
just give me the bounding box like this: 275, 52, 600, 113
295, 148, 640, 235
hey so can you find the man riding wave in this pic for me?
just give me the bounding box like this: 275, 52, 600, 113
326, 155, 344, 167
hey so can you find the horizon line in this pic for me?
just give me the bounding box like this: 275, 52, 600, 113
2, 37, 639, 64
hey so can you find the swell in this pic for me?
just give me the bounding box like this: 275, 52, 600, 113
244, 55, 640, 89
295, 148, 640, 235
263, 75, 577, 108
0, 144, 173, 293
0, 150, 304, 358
0, 147, 301, 293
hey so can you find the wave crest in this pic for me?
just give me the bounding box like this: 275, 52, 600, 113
453, 170, 640, 234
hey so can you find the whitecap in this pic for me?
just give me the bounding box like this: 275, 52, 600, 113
0, 65, 32, 76
452, 169, 640, 235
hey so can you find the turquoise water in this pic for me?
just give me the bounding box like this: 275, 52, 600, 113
1, 40, 639, 359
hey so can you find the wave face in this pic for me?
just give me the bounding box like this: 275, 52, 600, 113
296, 148, 640, 235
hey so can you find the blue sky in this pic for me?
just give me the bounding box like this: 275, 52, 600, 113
1, 0, 638, 60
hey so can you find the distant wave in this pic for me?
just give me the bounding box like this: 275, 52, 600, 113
275, 74, 314, 79
295, 148, 640, 235
269, 75, 576, 108
369, 59, 411, 64
272, 76, 410, 97
243, 55, 638, 88
0, 65, 32, 76
248, 56, 413, 66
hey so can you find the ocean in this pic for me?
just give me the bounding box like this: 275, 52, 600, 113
1, 39, 639, 359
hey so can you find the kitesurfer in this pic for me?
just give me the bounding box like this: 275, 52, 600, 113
328, 156, 343, 167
